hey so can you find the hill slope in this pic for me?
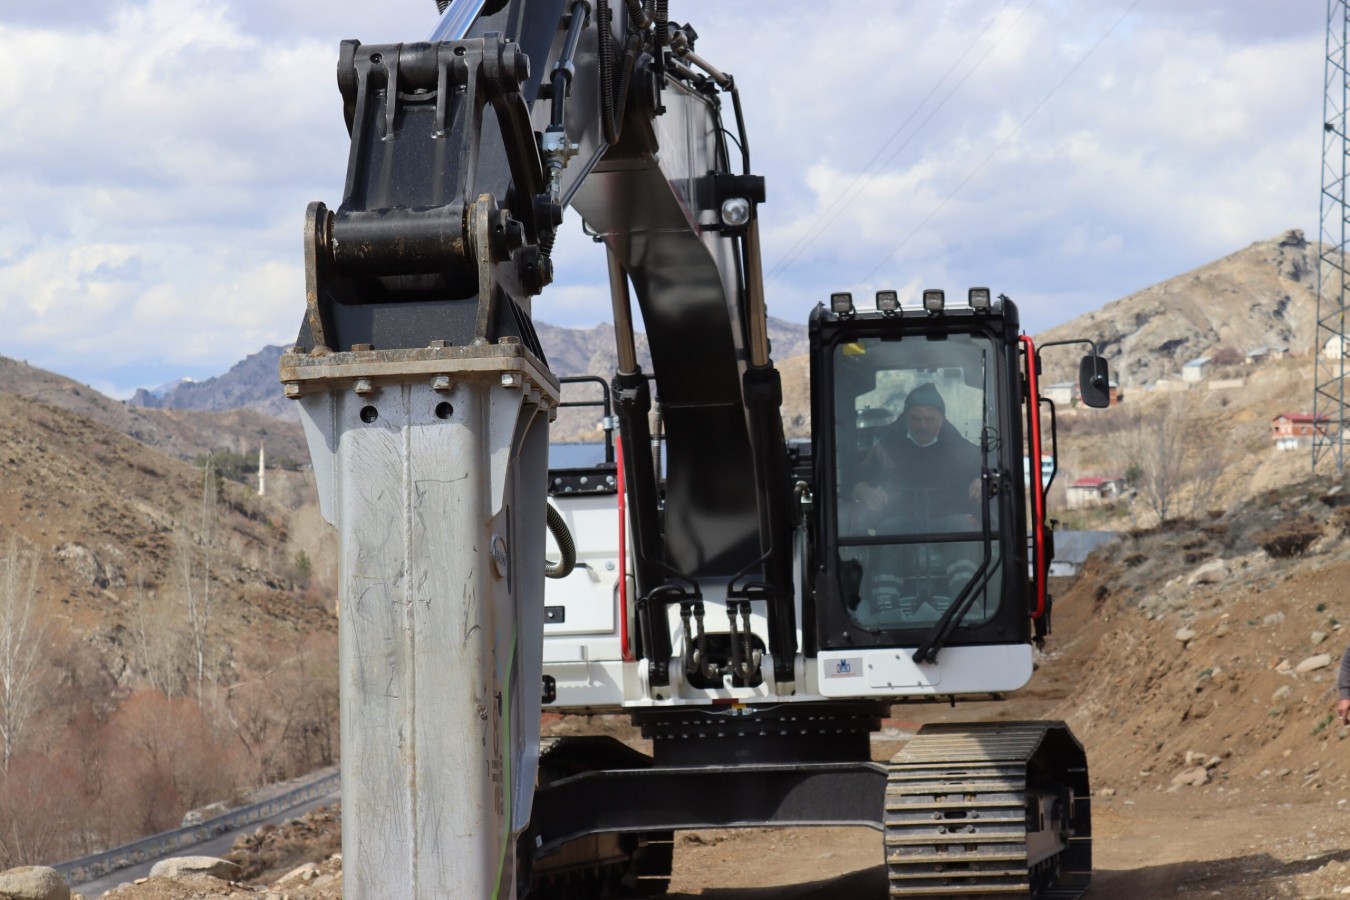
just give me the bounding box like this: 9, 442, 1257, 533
1036, 229, 1320, 387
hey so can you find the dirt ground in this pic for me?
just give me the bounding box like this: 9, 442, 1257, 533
97, 495, 1350, 899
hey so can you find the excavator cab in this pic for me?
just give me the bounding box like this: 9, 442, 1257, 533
809, 290, 1037, 696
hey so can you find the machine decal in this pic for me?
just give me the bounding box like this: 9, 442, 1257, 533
825, 657, 863, 678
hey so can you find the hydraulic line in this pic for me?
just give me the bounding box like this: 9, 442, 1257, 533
544, 503, 577, 579
607, 247, 640, 376
597, 0, 642, 145
429, 0, 488, 40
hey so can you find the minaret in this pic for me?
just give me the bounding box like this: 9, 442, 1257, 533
258, 443, 266, 496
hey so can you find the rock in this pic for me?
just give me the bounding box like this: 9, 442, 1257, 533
1205, 756, 1223, 769
277, 863, 319, 885
1276, 659, 1293, 674
52, 543, 124, 590
1175, 627, 1198, 643
0, 866, 69, 900
1272, 685, 1293, 702
1296, 653, 1333, 674
1265, 612, 1287, 626
1171, 766, 1209, 787
1097, 787, 1116, 797
1184, 750, 1207, 766
1187, 559, 1230, 586
148, 857, 241, 881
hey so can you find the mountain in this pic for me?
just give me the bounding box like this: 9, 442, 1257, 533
0, 355, 308, 465
1034, 229, 1320, 387
128, 318, 812, 441
535, 315, 810, 377
130, 345, 295, 421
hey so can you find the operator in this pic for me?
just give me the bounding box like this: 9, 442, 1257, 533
1337, 644, 1350, 724
851, 382, 983, 525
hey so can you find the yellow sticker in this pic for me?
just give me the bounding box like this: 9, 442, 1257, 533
842, 342, 866, 356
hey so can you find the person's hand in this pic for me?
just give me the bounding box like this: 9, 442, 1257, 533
855, 483, 888, 511
1337, 698, 1350, 724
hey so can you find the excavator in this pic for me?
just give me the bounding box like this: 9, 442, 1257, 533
279, 1, 1110, 897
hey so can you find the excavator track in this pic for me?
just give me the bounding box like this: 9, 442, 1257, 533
524, 737, 673, 899
884, 722, 1091, 899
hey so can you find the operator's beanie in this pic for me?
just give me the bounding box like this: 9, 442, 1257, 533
904, 383, 945, 415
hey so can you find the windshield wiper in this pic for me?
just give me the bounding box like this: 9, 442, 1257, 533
912, 470, 997, 664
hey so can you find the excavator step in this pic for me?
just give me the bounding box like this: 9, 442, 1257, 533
885, 722, 1091, 900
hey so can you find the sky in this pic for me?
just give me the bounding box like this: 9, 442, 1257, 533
0, 0, 1327, 398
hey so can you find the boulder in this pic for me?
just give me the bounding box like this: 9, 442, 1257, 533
148, 857, 241, 881
0, 866, 69, 900
1295, 654, 1333, 674
1171, 766, 1209, 787
1174, 627, 1198, 643
1187, 559, 1229, 586
277, 862, 319, 885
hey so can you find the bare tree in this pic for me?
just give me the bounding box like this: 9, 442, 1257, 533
0, 538, 45, 772
1109, 394, 1234, 525
180, 458, 219, 699
129, 568, 186, 697
1111, 396, 1189, 524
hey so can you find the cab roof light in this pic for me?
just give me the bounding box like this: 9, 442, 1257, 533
875, 290, 899, 314
968, 287, 991, 310
830, 292, 855, 316
922, 289, 945, 314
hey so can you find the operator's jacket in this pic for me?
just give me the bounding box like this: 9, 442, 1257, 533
857, 421, 983, 524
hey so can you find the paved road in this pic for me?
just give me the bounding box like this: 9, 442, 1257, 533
72, 787, 339, 897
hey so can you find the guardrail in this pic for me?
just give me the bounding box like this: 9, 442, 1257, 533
52, 770, 340, 886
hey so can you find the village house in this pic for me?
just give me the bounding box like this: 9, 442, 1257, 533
1181, 356, 1212, 383
1271, 412, 1331, 451
1042, 382, 1075, 405
1043, 380, 1123, 407
1245, 346, 1287, 365
1066, 475, 1126, 510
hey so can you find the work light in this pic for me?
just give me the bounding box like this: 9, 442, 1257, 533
830, 292, 855, 315
875, 290, 899, 313
922, 289, 945, 314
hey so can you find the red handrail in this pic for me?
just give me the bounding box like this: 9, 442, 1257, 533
616, 434, 635, 661
1020, 335, 1048, 620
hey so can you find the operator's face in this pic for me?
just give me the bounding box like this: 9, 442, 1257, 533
905, 404, 944, 445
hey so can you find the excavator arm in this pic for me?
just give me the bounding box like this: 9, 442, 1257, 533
279, 3, 790, 896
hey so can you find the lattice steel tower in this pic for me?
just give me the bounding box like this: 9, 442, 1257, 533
1317, 0, 1350, 473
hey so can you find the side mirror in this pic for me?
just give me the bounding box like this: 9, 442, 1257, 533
1079, 355, 1111, 409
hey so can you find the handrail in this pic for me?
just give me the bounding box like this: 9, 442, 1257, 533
52, 769, 340, 886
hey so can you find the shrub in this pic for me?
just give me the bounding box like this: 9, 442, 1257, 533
1254, 520, 1322, 558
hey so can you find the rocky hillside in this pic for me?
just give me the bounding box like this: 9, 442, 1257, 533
1036, 229, 1321, 387
536, 315, 809, 378
0, 355, 308, 466
123, 318, 811, 436
131, 346, 294, 421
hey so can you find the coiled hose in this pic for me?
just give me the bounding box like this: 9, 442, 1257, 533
544, 504, 576, 579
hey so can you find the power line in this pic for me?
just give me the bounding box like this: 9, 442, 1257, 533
860, 0, 1144, 286
765, 0, 1033, 285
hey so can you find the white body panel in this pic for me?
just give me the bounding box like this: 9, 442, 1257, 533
544, 494, 1035, 710
814, 644, 1034, 698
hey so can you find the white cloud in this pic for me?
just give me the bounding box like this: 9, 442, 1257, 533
0, 0, 1328, 393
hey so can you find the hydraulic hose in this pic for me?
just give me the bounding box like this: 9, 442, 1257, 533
544, 504, 577, 579
598, 0, 641, 146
